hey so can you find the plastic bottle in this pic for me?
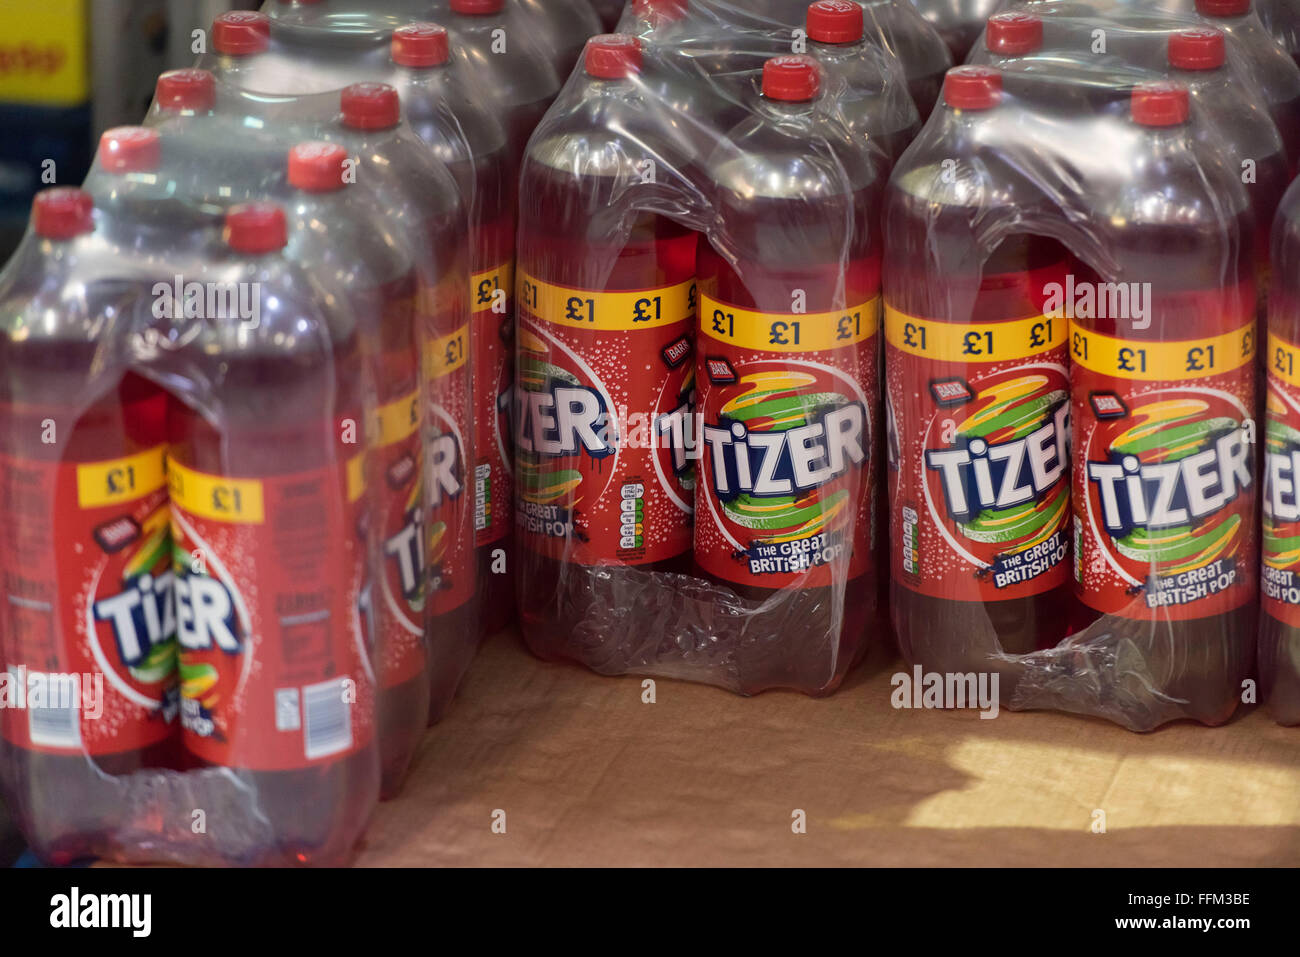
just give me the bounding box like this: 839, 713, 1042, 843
1069, 82, 1257, 726
164, 200, 379, 866
1192, 0, 1300, 169
694, 55, 882, 694
444, 0, 563, 160
885, 67, 1074, 690
0, 186, 176, 865
389, 23, 517, 641
806, 0, 921, 168
515, 35, 699, 669
1261, 175, 1300, 726
1167, 27, 1288, 318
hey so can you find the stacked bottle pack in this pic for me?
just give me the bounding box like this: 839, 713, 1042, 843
513, 3, 924, 696
0, 3, 591, 866
885, 0, 1300, 731
1, 0, 1297, 872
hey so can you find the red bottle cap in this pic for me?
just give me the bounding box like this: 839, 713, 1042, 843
807, 0, 864, 44
1194, 0, 1250, 16
633, 0, 688, 21
943, 66, 1002, 110
985, 12, 1043, 55
449, 0, 503, 15
1131, 82, 1191, 126
99, 127, 162, 173
585, 34, 643, 79
392, 22, 451, 68
341, 83, 401, 130
225, 203, 288, 255
762, 55, 821, 102
1168, 27, 1226, 69
288, 142, 351, 192
32, 188, 94, 240
212, 11, 271, 56
155, 69, 216, 113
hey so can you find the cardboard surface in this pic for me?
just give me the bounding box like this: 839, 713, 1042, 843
359, 631, 1300, 867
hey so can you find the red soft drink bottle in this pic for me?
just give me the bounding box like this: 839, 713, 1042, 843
445, 0, 563, 160
1069, 83, 1256, 726
806, 0, 921, 168
694, 55, 882, 694
0, 187, 175, 865
165, 202, 378, 866
516, 35, 699, 668
886, 68, 1073, 690
331, 82, 477, 740
390, 24, 518, 640
1167, 27, 1289, 318
1261, 175, 1300, 726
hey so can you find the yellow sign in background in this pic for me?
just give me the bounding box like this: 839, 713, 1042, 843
0, 0, 90, 106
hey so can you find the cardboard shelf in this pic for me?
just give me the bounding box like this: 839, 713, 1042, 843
358, 630, 1300, 867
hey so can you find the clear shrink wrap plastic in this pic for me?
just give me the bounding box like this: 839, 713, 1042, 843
515, 26, 915, 696
201, 11, 530, 644
908, 0, 1005, 61
266, 0, 602, 78
886, 52, 1268, 731
1020, 0, 1300, 70
616, 0, 951, 116
258, 1, 565, 155
968, 11, 1292, 317
1262, 177, 1300, 727
996, 0, 1300, 161
0, 62, 472, 862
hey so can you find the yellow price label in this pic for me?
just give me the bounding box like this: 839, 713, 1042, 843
373, 390, 421, 448
472, 261, 515, 313
1069, 322, 1255, 381
518, 273, 696, 331
76, 446, 167, 510
424, 323, 470, 380
167, 460, 265, 525
1267, 332, 1300, 390
702, 295, 879, 353
885, 308, 1066, 363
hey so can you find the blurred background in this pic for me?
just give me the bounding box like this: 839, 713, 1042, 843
0, 0, 259, 261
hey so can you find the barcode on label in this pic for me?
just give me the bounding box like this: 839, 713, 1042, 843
301, 678, 352, 760
26, 671, 81, 748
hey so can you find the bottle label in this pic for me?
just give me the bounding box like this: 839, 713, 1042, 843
168, 455, 374, 771
0, 445, 178, 755
372, 389, 426, 689
471, 261, 515, 550
695, 293, 878, 589
1262, 331, 1300, 625
886, 308, 1071, 601
515, 273, 696, 566
424, 321, 475, 615
1072, 318, 1257, 620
